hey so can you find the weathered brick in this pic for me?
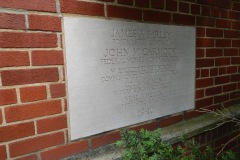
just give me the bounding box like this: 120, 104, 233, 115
107, 5, 142, 20
0, 13, 25, 30
37, 115, 67, 133
60, 0, 104, 16
1, 68, 59, 86
9, 132, 64, 157
0, 51, 29, 67
20, 85, 47, 102
50, 83, 66, 98
0, 0, 56, 12
32, 50, 64, 66
143, 10, 171, 23
28, 15, 61, 32
0, 32, 57, 48
41, 140, 88, 160
0, 89, 17, 106
0, 122, 34, 142
5, 100, 62, 122
91, 131, 120, 149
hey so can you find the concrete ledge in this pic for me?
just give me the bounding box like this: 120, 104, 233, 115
63, 104, 240, 160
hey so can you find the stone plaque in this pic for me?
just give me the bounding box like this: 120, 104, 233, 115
63, 17, 195, 140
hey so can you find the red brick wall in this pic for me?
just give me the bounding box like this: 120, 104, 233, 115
0, 0, 239, 159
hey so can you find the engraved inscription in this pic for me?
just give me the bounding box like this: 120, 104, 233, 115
64, 17, 195, 140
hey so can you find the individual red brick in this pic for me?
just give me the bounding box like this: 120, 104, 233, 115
107, 5, 142, 20
224, 30, 239, 38
196, 27, 205, 37
216, 19, 231, 28
60, 0, 104, 16
151, 0, 164, 9
15, 154, 38, 160
92, 131, 120, 149
201, 6, 211, 16
143, 10, 171, 23
1, 68, 59, 86
0, 145, 7, 160
37, 115, 67, 134
223, 84, 237, 92
206, 28, 223, 37
228, 11, 240, 20
227, 66, 238, 74
28, 15, 61, 32
196, 78, 214, 88
191, 4, 200, 14
32, 50, 64, 66
0, 0, 56, 12
196, 16, 215, 27
211, 6, 220, 17
196, 49, 205, 58
5, 100, 62, 122
118, 0, 133, 5
232, 2, 240, 11
232, 21, 240, 30
232, 57, 240, 65
173, 14, 195, 25
216, 0, 231, 9
201, 69, 209, 77
216, 39, 231, 47
196, 38, 214, 47
220, 9, 228, 18
215, 75, 230, 85
20, 85, 47, 102
179, 2, 189, 13
135, 0, 149, 8
0, 51, 29, 67
232, 40, 240, 47
159, 114, 183, 128
205, 86, 222, 96
219, 67, 226, 75
166, 0, 177, 11
0, 13, 25, 30
0, 32, 57, 48
0, 109, 2, 125
9, 132, 64, 157
196, 97, 213, 109
0, 122, 34, 143
215, 58, 230, 66
231, 74, 240, 82
224, 49, 238, 56
0, 89, 17, 106
196, 89, 204, 99
50, 83, 66, 98
214, 94, 229, 104
41, 140, 88, 160
196, 69, 200, 78
196, 59, 214, 68
131, 121, 158, 131
206, 49, 223, 57
210, 68, 218, 76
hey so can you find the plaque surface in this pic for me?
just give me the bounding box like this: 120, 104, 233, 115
63, 17, 195, 140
